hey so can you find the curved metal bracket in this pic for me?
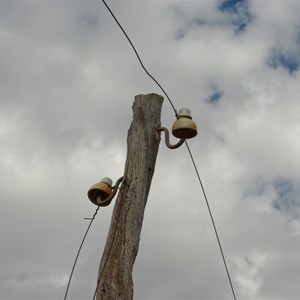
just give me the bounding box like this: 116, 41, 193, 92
96, 176, 124, 206
157, 127, 185, 149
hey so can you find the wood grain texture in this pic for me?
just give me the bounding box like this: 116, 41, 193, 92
95, 94, 163, 300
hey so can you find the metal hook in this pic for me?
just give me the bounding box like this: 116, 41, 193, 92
157, 127, 185, 149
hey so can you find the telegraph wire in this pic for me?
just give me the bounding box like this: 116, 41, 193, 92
101, 0, 177, 116
184, 141, 237, 300
64, 206, 100, 300
100, 1, 237, 300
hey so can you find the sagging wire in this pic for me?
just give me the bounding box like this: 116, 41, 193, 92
184, 141, 237, 300
101, 0, 177, 116
64, 206, 100, 300
100, 1, 237, 299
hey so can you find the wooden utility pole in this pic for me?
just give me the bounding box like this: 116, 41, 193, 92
95, 93, 164, 300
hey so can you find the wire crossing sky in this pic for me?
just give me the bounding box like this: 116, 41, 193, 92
100, 0, 236, 298
1, 1, 300, 299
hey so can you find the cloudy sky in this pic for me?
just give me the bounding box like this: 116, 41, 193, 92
1, 0, 300, 299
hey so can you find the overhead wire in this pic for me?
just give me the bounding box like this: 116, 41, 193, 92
100, 1, 237, 300
101, 0, 177, 116
184, 141, 237, 300
64, 206, 100, 300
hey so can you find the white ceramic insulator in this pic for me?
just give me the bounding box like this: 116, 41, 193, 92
100, 177, 113, 187
178, 108, 192, 117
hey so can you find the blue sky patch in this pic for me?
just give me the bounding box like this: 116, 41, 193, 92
219, 0, 253, 33
220, 0, 245, 12
232, 12, 252, 33
208, 91, 223, 103
268, 50, 299, 74
272, 178, 300, 218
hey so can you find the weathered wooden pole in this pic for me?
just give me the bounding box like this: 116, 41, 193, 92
95, 93, 164, 300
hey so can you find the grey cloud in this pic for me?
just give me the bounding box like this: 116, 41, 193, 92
1, 1, 300, 300
79, 13, 99, 29
258, 256, 300, 299
244, 177, 300, 220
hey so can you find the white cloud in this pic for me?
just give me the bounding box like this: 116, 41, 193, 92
1, 1, 300, 299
